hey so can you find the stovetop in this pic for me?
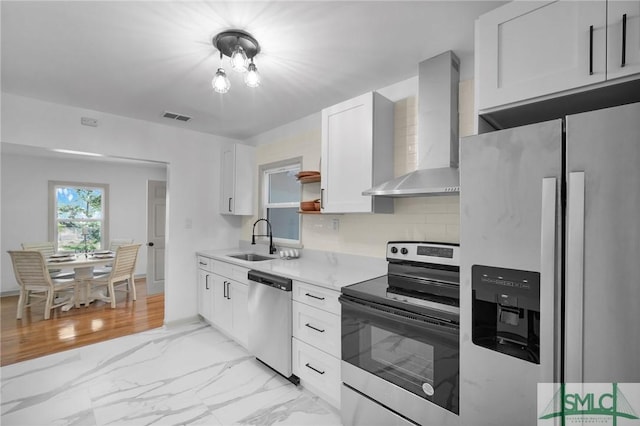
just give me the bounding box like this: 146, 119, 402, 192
342, 241, 461, 322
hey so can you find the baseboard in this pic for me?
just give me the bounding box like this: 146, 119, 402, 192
163, 316, 202, 329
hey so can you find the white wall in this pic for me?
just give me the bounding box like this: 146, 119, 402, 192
1, 151, 166, 293
0, 93, 244, 324
242, 77, 475, 258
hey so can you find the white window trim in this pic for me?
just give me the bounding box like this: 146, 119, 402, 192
48, 181, 110, 251
259, 159, 301, 247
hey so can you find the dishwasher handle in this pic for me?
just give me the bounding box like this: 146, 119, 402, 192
247, 269, 292, 291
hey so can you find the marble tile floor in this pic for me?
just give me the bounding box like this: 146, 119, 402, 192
0, 321, 342, 426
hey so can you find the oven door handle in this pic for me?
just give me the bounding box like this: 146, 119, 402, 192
339, 295, 458, 336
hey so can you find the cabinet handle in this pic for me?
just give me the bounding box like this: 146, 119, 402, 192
622, 14, 627, 67
205, 275, 210, 290
305, 323, 326, 333
226, 281, 231, 299
589, 25, 594, 75
305, 363, 325, 375
305, 292, 325, 301
320, 189, 325, 210
199, 261, 207, 266
228, 197, 233, 212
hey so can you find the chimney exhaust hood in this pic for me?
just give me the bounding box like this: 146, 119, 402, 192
363, 51, 460, 197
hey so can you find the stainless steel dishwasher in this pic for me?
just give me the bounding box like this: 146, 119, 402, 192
247, 269, 299, 384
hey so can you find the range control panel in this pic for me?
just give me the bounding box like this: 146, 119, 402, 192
386, 241, 460, 266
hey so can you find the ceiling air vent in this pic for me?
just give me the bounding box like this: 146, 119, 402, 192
162, 111, 191, 122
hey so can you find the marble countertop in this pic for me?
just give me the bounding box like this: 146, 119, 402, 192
197, 246, 387, 292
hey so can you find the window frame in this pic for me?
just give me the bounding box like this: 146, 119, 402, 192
48, 181, 110, 252
259, 158, 302, 247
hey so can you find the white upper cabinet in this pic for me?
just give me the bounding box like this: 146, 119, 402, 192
320, 92, 394, 214
607, 1, 640, 80
477, 0, 640, 112
220, 144, 255, 215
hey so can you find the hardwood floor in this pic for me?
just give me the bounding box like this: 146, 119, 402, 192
0, 278, 164, 366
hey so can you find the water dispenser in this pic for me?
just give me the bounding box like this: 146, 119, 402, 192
471, 265, 540, 364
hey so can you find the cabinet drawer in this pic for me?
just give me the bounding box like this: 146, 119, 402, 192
292, 338, 340, 408
211, 260, 249, 284
197, 255, 213, 272
293, 281, 340, 315
293, 301, 340, 358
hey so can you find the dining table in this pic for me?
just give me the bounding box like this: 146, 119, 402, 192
46, 253, 115, 310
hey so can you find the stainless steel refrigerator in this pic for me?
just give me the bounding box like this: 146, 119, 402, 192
459, 102, 640, 425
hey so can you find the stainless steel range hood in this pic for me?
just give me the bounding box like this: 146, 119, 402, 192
363, 51, 460, 197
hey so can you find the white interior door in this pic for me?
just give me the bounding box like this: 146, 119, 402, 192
147, 180, 166, 295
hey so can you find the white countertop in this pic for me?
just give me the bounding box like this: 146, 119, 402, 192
197, 246, 387, 291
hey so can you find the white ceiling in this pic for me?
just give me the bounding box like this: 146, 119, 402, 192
1, 1, 505, 141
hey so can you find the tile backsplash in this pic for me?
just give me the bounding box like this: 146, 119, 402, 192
244, 81, 473, 258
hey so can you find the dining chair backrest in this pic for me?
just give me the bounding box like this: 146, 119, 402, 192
9, 250, 53, 291
109, 238, 134, 252
109, 244, 141, 281
21, 242, 55, 258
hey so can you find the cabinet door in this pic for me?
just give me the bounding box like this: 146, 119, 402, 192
607, 1, 640, 80
230, 281, 249, 348
220, 148, 235, 214
220, 144, 255, 215
198, 269, 213, 322
212, 275, 233, 333
477, 0, 606, 111
321, 92, 375, 213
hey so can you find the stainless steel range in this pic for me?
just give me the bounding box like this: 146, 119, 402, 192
339, 241, 460, 426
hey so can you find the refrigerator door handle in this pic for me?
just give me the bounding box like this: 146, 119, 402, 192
566, 171, 585, 382
540, 177, 558, 383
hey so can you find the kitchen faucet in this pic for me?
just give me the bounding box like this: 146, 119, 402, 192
252, 218, 277, 254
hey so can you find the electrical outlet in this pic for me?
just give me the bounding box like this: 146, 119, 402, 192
332, 218, 340, 231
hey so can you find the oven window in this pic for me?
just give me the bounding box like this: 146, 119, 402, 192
371, 327, 434, 388
341, 296, 459, 414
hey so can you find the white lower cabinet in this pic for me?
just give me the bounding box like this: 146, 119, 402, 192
292, 302, 340, 359
292, 280, 341, 409
212, 274, 249, 349
196, 255, 249, 349
292, 337, 341, 408
197, 269, 213, 323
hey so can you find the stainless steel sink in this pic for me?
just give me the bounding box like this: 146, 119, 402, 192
226, 253, 274, 262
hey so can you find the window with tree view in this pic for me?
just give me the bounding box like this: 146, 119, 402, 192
51, 182, 108, 253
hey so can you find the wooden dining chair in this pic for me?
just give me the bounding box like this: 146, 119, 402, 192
21, 241, 74, 279
8, 250, 77, 320
90, 244, 141, 308
93, 238, 134, 276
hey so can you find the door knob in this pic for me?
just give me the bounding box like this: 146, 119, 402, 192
148, 242, 154, 247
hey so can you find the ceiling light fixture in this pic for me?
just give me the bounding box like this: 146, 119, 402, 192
212, 29, 261, 93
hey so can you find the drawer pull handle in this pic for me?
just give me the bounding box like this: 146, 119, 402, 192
199, 261, 207, 266
305, 363, 325, 375
305, 293, 325, 301
305, 323, 325, 333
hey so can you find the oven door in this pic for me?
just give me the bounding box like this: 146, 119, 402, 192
340, 294, 459, 415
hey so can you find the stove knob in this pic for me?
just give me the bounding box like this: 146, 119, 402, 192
390, 246, 398, 254
401, 247, 409, 255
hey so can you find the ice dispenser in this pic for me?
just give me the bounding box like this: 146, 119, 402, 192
471, 265, 540, 363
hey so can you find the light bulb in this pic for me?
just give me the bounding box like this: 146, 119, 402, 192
244, 62, 261, 88
230, 45, 248, 72
212, 68, 230, 94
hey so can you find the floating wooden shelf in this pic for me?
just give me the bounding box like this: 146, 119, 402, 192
298, 210, 322, 214
298, 175, 320, 183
